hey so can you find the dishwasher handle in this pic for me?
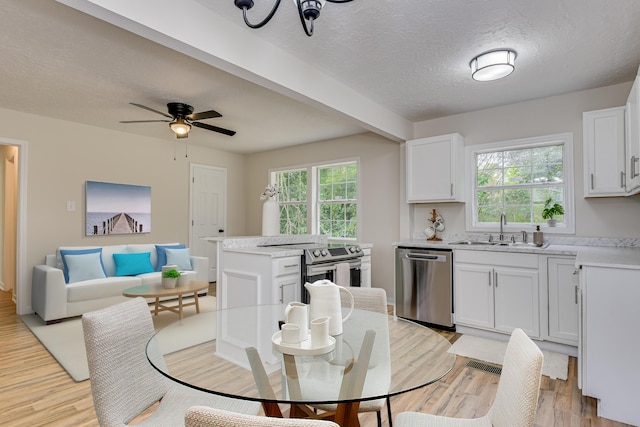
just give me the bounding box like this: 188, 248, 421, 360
404, 253, 447, 262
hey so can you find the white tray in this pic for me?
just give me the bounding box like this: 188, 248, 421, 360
271, 330, 336, 356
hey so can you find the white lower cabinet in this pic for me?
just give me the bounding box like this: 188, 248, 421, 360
454, 251, 539, 338
545, 257, 579, 345
579, 265, 640, 426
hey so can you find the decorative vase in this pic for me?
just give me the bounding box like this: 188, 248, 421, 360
178, 272, 190, 287
162, 277, 177, 289
262, 197, 280, 236
547, 219, 557, 227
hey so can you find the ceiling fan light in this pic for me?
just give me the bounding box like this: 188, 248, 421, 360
169, 118, 191, 135
470, 49, 517, 82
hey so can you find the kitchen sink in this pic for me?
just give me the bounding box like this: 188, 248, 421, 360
448, 240, 497, 246
449, 240, 549, 249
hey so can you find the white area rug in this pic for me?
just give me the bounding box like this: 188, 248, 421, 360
448, 334, 569, 380
21, 295, 217, 382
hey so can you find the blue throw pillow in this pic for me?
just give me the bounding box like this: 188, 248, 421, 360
60, 248, 106, 283
113, 252, 154, 276
65, 252, 107, 284
155, 244, 185, 271
165, 247, 192, 271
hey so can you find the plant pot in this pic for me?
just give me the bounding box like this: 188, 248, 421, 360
547, 219, 557, 227
162, 277, 178, 289
178, 272, 190, 287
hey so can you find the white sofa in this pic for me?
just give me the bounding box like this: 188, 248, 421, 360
32, 243, 209, 324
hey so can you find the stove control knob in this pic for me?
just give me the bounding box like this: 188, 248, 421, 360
355, 246, 361, 252
313, 250, 321, 257
321, 249, 328, 257
348, 247, 355, 253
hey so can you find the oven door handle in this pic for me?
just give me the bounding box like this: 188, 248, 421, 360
307, 262, 361, 275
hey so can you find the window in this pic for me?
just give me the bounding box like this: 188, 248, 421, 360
466, 133, 574, 233
272, 160, 359, 240
275, 169, 308, 235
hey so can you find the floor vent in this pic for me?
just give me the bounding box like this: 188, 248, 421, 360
466, 360, 502, 376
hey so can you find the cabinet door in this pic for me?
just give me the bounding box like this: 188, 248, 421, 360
274, 275, 300, 305
406, 133, 464, 202
454, 263, 494, 329
494, 267, 539, 337
547, 257, 579, 344
626, 76, 640, 194
583, 107, 626, 197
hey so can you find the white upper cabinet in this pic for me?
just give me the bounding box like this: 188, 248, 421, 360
626, 73, 640, 195
406, 133, 465, 203
583, 106, 626, 197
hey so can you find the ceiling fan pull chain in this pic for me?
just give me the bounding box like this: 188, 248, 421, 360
185, 142, 189, 158
173, 139, 177, 161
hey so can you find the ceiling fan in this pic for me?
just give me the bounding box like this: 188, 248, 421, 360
120, 102, 236, 138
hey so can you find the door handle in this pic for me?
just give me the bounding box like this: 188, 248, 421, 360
218, 229, 225, 233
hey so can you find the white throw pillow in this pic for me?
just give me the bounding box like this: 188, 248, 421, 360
165, 247, 192, 271
64, 252, 107, 284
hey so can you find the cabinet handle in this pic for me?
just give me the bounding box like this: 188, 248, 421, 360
494, 271, 498, 287
633, 156, 640, 179
284, 264, 298, 268
450, 183, 454, 196
590, 173, 594, 190
280, 285, 284, 303
621, 171, 626, 188
575, 285, 578, 305
488, 271, 491, 286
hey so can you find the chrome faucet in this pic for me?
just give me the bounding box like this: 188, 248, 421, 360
499, 212, 507, 241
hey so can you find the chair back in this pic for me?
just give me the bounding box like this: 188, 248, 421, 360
185, 406, 340, 426
82, 297, 169, 425
342, 286, 387, 314
488, 328, 544, 427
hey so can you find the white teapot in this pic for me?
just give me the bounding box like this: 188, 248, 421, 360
304, 280, 354, 336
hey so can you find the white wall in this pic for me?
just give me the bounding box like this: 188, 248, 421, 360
408, 82, 640, 239
245, 133, 401, 298
0, 107, 247, 314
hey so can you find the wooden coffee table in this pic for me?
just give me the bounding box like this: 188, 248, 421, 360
123, 280, 209, 320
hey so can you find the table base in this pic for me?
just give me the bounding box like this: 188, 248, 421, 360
152, 293, 201, 320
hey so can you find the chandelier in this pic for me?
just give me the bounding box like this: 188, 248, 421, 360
234, 0, 353, 37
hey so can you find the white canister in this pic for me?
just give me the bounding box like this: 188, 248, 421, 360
310, 316, 331, 347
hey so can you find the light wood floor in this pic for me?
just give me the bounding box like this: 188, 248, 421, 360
0, 288, 630, 427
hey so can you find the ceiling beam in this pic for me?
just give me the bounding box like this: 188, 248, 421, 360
56, 0, 413, 142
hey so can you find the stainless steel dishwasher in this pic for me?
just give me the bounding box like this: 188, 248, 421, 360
395, 247, 454, 330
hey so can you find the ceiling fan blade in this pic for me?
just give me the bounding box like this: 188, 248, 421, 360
192, 121, 236, 136
119, 120, 171, 123
188, 109, 222, 121
129, 103, 173, 119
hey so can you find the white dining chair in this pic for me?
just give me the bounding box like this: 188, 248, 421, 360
185, 406, 340, 426
82, 297, 259, 426
331, 286, 390, 427
394, 328, 544, 427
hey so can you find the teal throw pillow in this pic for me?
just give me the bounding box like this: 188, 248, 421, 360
165, 247, 192, 271
64, 252, 107, 284
113, 252, 154, 276
155, 244, 185, 271
60, 248, 106, 283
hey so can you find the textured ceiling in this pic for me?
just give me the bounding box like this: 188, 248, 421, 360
1, 0, 640, 153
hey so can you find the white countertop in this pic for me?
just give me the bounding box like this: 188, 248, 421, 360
575, 246, 640, 270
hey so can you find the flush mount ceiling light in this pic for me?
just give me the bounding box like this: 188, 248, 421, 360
169, 117, 191, 138
470, 49, 517, 82
234, 0, 353, 37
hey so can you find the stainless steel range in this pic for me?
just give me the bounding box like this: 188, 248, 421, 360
262, 242, 364, 303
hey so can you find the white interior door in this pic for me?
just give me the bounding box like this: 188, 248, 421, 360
189, 164, 226, 282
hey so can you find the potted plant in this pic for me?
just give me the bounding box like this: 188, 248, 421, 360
542, 198, 564, 227
162, 268, 181, 289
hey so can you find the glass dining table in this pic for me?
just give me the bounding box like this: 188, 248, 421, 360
146, 304, 455, 427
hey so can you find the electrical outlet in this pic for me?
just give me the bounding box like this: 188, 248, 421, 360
67, 201, 76, 212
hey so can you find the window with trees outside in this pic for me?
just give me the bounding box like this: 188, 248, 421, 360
273, 161, 359, 240
466, 133, 574, 233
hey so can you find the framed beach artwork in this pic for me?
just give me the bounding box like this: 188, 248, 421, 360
85, 181, 151, 236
